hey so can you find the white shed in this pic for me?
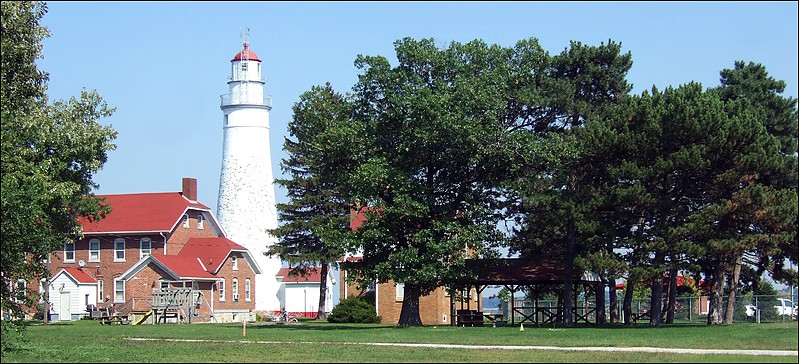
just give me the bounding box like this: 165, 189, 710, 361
48, 267, 98, 321
276, 267, 334, 317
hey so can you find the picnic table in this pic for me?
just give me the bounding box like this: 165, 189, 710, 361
100, 314, 131, 325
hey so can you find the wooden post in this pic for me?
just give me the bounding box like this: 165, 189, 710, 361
243, 317, 246, 336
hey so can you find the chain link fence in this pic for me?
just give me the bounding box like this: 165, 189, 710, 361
503, 294, 796, 324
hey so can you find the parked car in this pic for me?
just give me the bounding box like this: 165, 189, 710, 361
775, 298, 797, 317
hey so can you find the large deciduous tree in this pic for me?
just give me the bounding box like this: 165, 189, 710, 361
338, 38, 530, 326
1, 1, 117, 349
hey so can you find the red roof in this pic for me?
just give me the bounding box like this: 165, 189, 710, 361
350, 206, 381, 231
179, 237, 247, 273
232, 41, 261, 62
276, 267, 323, 283
59, 267, 97, 284
336, 256, 363, 263
78, 192, 209, 234
149, 253, 217, 280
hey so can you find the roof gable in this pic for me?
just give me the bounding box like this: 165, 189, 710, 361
53, 267, 97, 284
78, 192, 210, 234
179, 237, 262, 274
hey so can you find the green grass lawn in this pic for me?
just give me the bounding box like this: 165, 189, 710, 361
2, 319, 797, 363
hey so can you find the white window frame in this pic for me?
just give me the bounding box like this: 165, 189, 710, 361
114, 238, 125, 262
64, 241, 75, 263
98, 280, 104, 303
14, 279, 27, 303
183, 214, 190, 228
232, 278, 239, 301
395, 282, 404, 301
231, 256, 238, 271
89, 239, 100, 262
219, 279, 225, 302
245, 278, 251, 302
139, 238, 151, 259
197, 214, 204, 229
114, 279, 125, 303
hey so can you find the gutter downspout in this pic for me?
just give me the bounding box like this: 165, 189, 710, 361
160, 232, 167, 255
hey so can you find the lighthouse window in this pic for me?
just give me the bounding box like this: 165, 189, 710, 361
241, 62, 248, 72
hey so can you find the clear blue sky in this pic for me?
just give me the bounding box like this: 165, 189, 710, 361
39, 1, 798, 216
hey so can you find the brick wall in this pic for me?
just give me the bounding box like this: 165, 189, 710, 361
337, 268, 471, 325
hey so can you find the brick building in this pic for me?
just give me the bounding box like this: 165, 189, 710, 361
40, 177, 262, 323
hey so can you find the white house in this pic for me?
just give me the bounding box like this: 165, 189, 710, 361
48, 267, 98, 321
276, 267, 335, 318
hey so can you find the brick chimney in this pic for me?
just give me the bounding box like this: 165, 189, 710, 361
182, 177, 197, 201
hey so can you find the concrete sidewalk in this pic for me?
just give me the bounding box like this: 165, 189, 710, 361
126, 338, 798, 357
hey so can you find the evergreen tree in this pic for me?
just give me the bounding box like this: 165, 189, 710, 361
267, 83, 355, 320
507, 39, 633, 327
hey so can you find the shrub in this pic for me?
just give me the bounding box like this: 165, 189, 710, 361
327, 296, 381, 324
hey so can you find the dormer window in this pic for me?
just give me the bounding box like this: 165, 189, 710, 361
183, 214, 190, 228
197, 214, 204, 230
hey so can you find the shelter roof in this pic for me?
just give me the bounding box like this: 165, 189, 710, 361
464, 258, 600, 286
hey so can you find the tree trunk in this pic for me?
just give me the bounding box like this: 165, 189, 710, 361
623, 279, 635, 326
665, 265, 677, 324
561, 217, 576, 328
397, 283, 423, 327
648, 250, 664, 327
596, 281, 606, 325
609, 276, 617, 324
723, 255, 743, 324
648, 273, 663, 327
316, 263, 329, 320
707, 264, 725, 325
43, 278, 49, 326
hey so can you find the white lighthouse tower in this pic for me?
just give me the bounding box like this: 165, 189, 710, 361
217, 35, 281, 312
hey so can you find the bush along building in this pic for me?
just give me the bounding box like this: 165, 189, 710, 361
41, 177, 261, 324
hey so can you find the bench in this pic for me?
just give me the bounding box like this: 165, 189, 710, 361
631, 310, 650, 325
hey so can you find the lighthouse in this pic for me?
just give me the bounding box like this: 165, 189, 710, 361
217, 37, 281, 312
